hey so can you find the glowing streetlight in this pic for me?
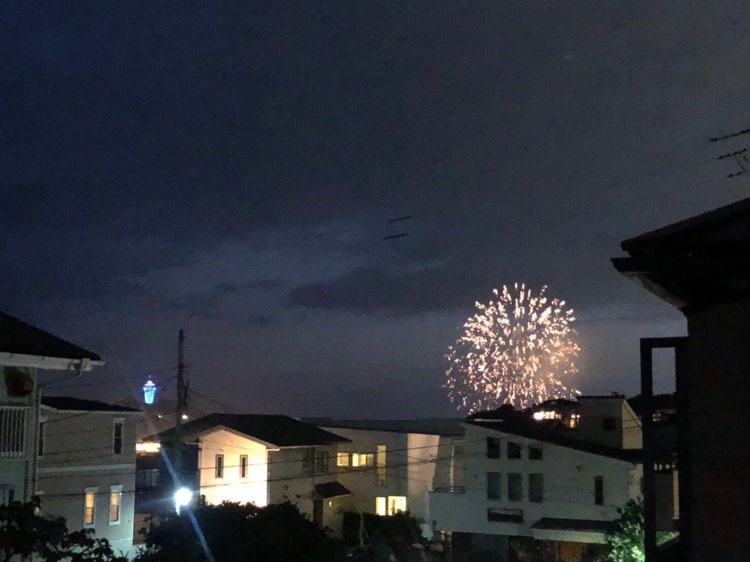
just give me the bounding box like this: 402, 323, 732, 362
174, 487, 193, 514
142, 377, 157, 405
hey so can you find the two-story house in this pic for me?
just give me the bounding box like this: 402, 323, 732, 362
0, 311, 102, 505
136, 414, 350, 533
430, 408, 641, 560
37, 396, 141, 556
311, 418, 465, 537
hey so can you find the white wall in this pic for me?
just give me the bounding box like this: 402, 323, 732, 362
430, 424, 639, 543
197, 428, 268, 507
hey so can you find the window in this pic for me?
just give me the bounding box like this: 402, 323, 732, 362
315, 451, 329, 474
486, 437, 500, 459
569, 413, 581, 428
303, 448, 315, 474
337, 452, 350, 467
375, 496, 387, 516
528, 447, 543, 460
109, 486, 122, 525
215, 454, 224, 478
507, 441, 521, 459
0, 485, 15, 506
352, 453, 374, 467
376, 445, 386, 485
136, 469, 159, 487
113, 419, 124, 455
508, 473, 522, 502
38, 421, 46, 457
487, 472, 501, 500
387, 496, 407, 515
529, 473, 544, 503
595, 476, 604, 505
83, 488, 97, 527
602, 417, 617, 432
240, 455, 248, 478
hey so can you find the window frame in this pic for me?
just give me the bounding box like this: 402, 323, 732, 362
239, 455, 248, 479
528, 473, 544, 503
486, 437, 501, 459
528, 446, 543, 460
83, 487, 97, 528
487, 472, 501, 500
507, 473, 522, 502
507, 441, 522, 459
109, 485, 123, 525
215, 454, 224, 479
112, 418, 124, 456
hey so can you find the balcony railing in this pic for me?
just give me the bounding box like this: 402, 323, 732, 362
0, 406, 28, 459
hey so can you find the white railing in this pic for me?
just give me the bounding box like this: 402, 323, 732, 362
0, 406, 28, 459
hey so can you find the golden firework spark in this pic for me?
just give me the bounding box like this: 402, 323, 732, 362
444, 283, 580, 412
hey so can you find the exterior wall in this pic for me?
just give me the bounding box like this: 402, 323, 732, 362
37, 407, 140, 556
0, 366, 38, 504
574, 397, 641, 449
324, 427, 462, 525
266, 445, 339, 514
197, 428, 268, 507
685, 299, 750, 561
430, 424, 639, 543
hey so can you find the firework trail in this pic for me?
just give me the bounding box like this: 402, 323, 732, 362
444, 283, 580, 412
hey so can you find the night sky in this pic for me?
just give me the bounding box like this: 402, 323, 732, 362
3, 2, 749, 417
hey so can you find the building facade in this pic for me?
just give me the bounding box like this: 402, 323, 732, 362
37, 396, 141, 556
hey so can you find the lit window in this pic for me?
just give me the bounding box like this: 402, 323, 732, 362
109, 486, 122, 524
375, 496, 387, 516
240, 455, 248, 479
352, 453, 374, 467
215, 454, 224, 478
569, 413, 581, 428
376, 445, 386, 485
84, 488, 97, 527
529, 473, 543, 503
387, 496, 407, 515
487, 472, 501, 500
508, 473, 522, 502
113, 420, 124, 455
337, 452, 350, 467
486, 437, 500, 459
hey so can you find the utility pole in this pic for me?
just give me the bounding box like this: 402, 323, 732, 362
174, 329, 187, 484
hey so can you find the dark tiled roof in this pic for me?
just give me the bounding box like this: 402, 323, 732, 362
42, 396, 141, 413
152, 413, 350, 447
466, 411, 640, 462
0, 311, 101, 361
314, 481, 351, 499
307, 418, 464, 436
531, 517, 613, 533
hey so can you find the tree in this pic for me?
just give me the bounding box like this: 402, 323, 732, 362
0, 498, 128, 562
136, 500, 346, 562
605, 499, 677, 562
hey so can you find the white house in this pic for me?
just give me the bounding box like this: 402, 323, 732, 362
0, 311, 102, 505
313, 418, 465, 535
430, 412, 641, 560
137, 414, 351, 534
37, 396, 142, 556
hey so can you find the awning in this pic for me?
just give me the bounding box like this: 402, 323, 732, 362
314, 481, 351, 499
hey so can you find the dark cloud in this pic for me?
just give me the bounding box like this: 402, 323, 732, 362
289, 265, 473, 315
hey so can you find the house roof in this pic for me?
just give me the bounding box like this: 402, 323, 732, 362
0, 311, 101, 362
151, 413, 350, 447
41, 396, 141, 413
466, 410, 640, 462
531, 517, 613, 533
612, 197, 750, 309
314, 481, 351, 499
307, 417, 465, 436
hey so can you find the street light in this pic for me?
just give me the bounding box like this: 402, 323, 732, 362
174, 487, 193, 514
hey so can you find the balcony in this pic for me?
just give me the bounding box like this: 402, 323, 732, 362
0, 406, 29, 459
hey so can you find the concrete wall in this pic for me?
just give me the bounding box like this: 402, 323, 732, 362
686, 299, 750, 560
37, 407, 140, 556
430, 424, 639, 543
574, 397, 641, 449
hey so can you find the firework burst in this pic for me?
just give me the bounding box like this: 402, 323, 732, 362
444, 283, 580, 412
